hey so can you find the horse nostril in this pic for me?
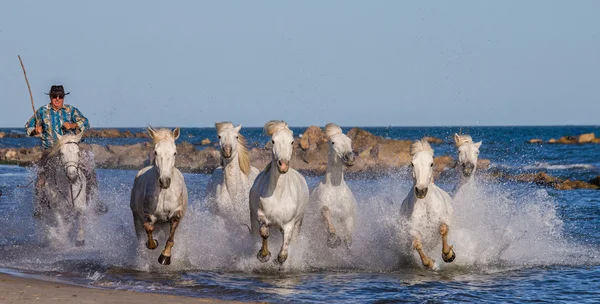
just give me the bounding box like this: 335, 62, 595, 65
278, 160, 282, 166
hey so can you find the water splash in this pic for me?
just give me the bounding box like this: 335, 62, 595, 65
0, 167, 598, 277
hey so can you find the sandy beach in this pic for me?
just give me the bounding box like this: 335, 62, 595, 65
0, 272, 248, 304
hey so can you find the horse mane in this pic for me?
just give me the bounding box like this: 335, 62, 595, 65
237, 134, 250, 176
150, 128, 175, 145
324, 123, 343, 139
215, 121, 234, 133
454, 133, 473, 148
410, 139, 434, 157
48, 133, 81, 156
264, 120, 289, 136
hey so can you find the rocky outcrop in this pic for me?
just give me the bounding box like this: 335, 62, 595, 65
528, 133, 599, 144
0, 128, 492, 177
84, 129, 148, 138
589, 176, 600, 187
423, 136, 444, 144
299, 126, 327, 151
493, 171, 599, 190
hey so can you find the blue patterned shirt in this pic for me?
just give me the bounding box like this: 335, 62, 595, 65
25, 103, 90, 149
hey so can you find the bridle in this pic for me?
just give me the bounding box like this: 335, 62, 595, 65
53, 141, 84, 208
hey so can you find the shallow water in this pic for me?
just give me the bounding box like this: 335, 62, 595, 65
0, 126, 599, 303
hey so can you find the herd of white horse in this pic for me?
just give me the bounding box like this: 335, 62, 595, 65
40, 121, 482, 269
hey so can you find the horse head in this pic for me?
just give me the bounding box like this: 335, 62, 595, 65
148, 126, 180, 189
410, 139, 435, 199
324, 123, 354, 167
215, 122, 241, 160
264, 120, 294, 174
454, 133, 481, 178
54, 132, 84, 183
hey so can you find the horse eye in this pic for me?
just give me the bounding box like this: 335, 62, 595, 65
331, 142, 335, 145
430, 163, 434, 167
410, 163, 414, 167
174, 152, 177, 156
236, 136, 239, 139
272, 140, 275, 144
291, 141, 294, 145
154, 151, 157, 155
218, 135, 221, 139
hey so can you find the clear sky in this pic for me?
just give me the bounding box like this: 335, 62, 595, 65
1, 1, 599, 128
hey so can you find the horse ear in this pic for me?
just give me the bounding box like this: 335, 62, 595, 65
475, 141, 482, 148
147, 125, 156, 139
453, 133, 460, 144
75, 130, 84, 142
173, 127, 180, 140
235, 124, 242, 132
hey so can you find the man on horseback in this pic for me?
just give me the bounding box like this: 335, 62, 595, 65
25, 85, 108, 217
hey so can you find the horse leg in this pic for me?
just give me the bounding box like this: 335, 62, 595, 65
256, 209, 271, 263
275, 224, 294, 265
321, 207, 341, 248
343, 216, 354, 248
143, 213, 159, 250
75, 210, 85, 247
158, 210, 183, 265
413, 236, 434, 269
440, 223, 456, 263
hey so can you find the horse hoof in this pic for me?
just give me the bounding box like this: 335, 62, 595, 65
257, 251, 271, 263
275, 255, 287, 265
443, 250, 456, 263
75, 240, 85, 247
146, 239, 158, 250
158, 254, 171, 265
327, 233, 342, 248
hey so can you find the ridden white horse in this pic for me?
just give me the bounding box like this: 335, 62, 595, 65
452, 133, 482, 197
130, 127, 188, 266
309, 123, 357, 248
400, 139, 456, 269
41, 132, 87, 246
205, 122, 259, 223
249, 121, 309, 265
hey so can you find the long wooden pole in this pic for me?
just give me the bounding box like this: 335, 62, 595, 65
18, 55, 38, 128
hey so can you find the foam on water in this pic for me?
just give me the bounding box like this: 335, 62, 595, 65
523, 162, 595, 170
0, 166, 598, 280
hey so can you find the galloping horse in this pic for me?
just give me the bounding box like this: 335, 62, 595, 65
205, 122, 259, 224
400, 139, 456, 269
309, 123, 357, 248
452, 133, 482, 197
130, 127, 188, 265
249, 121, 309, 265
40, 132, 88, 246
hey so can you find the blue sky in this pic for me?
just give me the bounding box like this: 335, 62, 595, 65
1, 1, 599, 127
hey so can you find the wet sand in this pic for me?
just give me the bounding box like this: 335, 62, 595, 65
0, 273, 250, 304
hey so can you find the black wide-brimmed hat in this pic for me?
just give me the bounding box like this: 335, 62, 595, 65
45, 85, 70, 96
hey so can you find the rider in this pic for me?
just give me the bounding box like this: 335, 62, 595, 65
25, 85, 108, 217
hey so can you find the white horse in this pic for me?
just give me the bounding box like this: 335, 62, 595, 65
130, 127, 188, 266
400, 139, 456, 269
452, 133, 482, 197
249, 121, 309, 265
205, 122, 259, 224
41, 132, 87, 246
309, 123, 357, 248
